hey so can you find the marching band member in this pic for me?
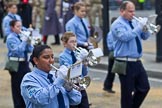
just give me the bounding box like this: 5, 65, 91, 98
103, 17, 117, 94
2, 2, 22, 43
111, 1, 150, 108
5, 20, 33, 108
20, 44, 81, 108
59, 32, 90, 108
65, 2, 93, 50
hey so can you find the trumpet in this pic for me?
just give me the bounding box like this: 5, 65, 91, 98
50, 64, 91, 91
19, 29, 42, 46
133, 16, 161, 35
74, 46, 103, 66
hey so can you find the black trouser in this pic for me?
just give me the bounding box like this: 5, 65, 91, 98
70, 90, 89, 108
118, 60, 150, 108
54, 34, 60, 44
3, 35, 7, 43
104, 52, 115, 90
0, 12, 3, 38
9, 61, 30, 108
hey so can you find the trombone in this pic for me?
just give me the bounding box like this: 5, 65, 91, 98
50, 64, 91, 91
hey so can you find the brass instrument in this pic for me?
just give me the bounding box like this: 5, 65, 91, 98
90, 26, 103, 48
133, 15, 161, 35
20, 28, 42, 46
74, 46, 103, 66
50, 64, 91, 91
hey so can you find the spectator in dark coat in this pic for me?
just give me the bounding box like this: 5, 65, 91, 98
17, 0, 32, 28
42, 0, 61, 45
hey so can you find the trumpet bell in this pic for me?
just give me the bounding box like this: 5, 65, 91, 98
87, 48, 104, 66
150, 24, 161, 33
156, 25, 161, 33
79, 76, 91, 89
87, 56, 98, 66
133, 15, 161, 35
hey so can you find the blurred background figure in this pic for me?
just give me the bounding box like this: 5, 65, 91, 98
138, 0, 145, 10
17, 0, 32, 28
66, 2, 94, 50
103, 17, 117, 94
31, 0, 45, 31
5, 20, 33, 108
61, 0, 79, 32
0, 0, 5, 38
2, 2, 22, 43
42, 0, 61, 45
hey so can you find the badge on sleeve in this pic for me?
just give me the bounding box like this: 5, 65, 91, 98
26, 86, 37, 98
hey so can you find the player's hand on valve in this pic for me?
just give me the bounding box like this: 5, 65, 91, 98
138, 17, 148, 30
63, 81, 73, 92
21, 36, 28, 42
78, 47, 89, 61
58, 65, 68, 80
21, 30, 31, 37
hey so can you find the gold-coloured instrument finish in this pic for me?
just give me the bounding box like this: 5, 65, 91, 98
133, 15, 161, 35
50, 64, 91, 91
90, 26, 103, 48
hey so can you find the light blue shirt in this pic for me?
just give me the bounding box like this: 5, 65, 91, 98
106, 31, 114, 51
111, 16, 151, 58
59, 48, 89, 77
2, 13, 22, 36
65, 15, 90, 46
21, 67, 82, 108
6, 32, 33, 59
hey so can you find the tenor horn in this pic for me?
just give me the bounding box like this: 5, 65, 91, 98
50, 64, 91, 91
133, 16, 161, 35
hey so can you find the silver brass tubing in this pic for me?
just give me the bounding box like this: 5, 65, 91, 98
133, 16, 141, 22
133, 16, 161, 34
50, 64, 82, 91
74, 46, 81, 52
50, 64, 59, 71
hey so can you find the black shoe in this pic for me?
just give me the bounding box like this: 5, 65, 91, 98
89, 103, 92, 106
51, 42, 60, 45
103, 88, 115, 93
